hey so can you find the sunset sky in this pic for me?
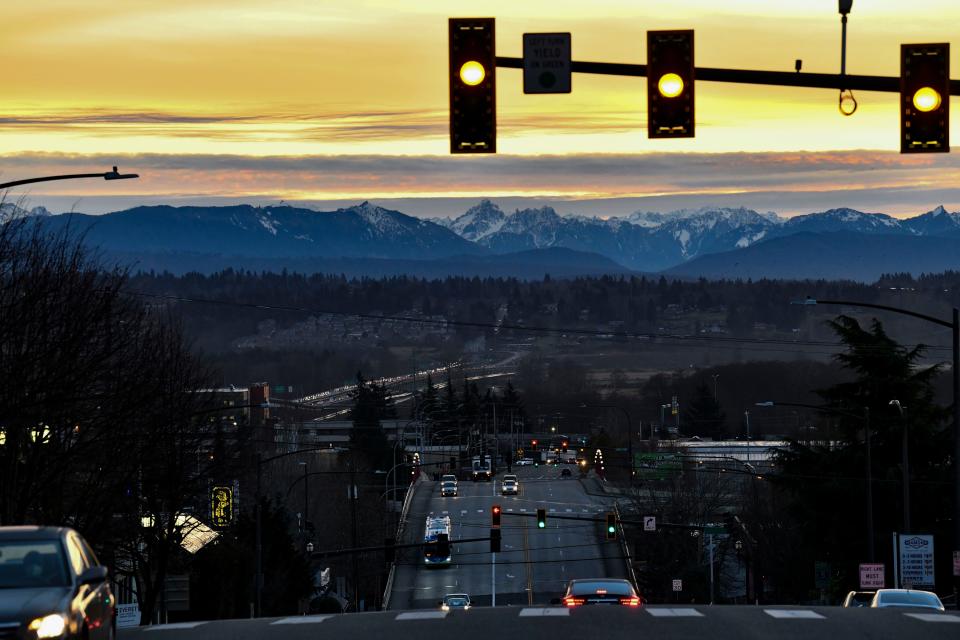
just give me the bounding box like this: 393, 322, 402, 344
1, 0, 959, 217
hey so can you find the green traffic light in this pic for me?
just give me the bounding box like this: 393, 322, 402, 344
607, 526, 615, 533
538, 521, 546, 529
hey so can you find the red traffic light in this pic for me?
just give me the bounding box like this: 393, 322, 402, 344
492, 504, 501, 527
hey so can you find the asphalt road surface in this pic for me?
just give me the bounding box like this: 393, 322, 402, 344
388, 464, 628, 609
119, 605, 960, 640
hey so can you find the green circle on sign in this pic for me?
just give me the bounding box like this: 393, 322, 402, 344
539, 71, 556, 88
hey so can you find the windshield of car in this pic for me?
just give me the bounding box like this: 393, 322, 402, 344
444, 596, 469, 606
570, 581, 633, 596
878, 591, 942, 607
0, 540, 70, 588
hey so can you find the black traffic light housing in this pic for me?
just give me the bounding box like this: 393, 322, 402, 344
900, 43, 950, 153
605, 513, 617, 540
536, 508, 546, 529
449, 18, 496, 154
436, 533, 450, 558
492, 504, 501, 528
647, 30, 695, 138
490, 527, 501, 553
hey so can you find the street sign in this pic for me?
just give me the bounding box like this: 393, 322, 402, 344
859, 563, 885, 589
672, 579, 682, 592
644, 516, 657, 532
210, 485, 233, 528
523, 33, 571, 94
898, 534, 935, 587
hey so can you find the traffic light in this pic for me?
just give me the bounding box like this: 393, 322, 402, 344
605, 513, 617, 540
537, 508, 546, 529
531, 439, 538, 450
490, 527, 501, 553
384, 536, 396, 563
449, 18, 496, 154
647, 30, 695, 138
436, 533, 450, 558
492, 504, 501, 528
561, 440, 568, 453
900, 43, 950, 153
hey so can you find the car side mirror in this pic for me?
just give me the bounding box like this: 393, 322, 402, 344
550, 598, 562, 605
80, 566, 108, 586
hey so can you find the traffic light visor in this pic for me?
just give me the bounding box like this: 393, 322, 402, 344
658, 73, 684, 98
913, 87, 941, 112
460, 61, 486, 86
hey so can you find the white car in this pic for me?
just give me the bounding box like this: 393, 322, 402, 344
516, 458, 534, 466
440, 481, 458, 497
870, 589, 944, 611
501, 479, 518, 495
441, 474, 458, 486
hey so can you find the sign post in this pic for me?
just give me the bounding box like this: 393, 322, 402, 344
523, 33, 571, 94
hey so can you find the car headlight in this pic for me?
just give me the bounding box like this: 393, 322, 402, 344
441, 604, 450, 611
28, 614, 66, 639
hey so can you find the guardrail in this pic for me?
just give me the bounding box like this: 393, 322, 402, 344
381, 471, 426, 610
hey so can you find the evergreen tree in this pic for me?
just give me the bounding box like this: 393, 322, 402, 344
683, 380, 725, 439
350, 371, 394, 469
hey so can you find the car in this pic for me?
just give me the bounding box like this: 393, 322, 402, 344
560, 468, 572, 477
870, 588, 944, 611
502, 474, 518, 483
441, 474, 458, 486
842, 590, 875, 607
555, 579, 643, 607
440, 481, 458, 497
0, 526, 115, 640
516, 458, 534, 466
501, 479, 518, 495
439, 593, 471, 611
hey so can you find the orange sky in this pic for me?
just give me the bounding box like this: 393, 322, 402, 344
1, 1, 958, 215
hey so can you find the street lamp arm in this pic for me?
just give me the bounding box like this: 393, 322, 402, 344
0, 167, 139, 190
798, 297, 952, 329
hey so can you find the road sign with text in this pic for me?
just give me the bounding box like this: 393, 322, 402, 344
523, 33, 571, 94
899, 534, 935, 587
672, 579, 682, 592
859, 563, 885, 589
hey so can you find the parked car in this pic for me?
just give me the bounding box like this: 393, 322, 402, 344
0, 526, 115, 639
554, 579, 642, 607
842, 591, 875, 607
439, 593, 471, 610
870, 589, 944, 611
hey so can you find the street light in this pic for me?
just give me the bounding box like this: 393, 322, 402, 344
0, 166, 139, 190
795, 297, 958, 572
755, 400, 874, 562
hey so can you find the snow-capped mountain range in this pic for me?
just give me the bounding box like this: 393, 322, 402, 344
14, 199, 960, 280
436, 201, 960, 272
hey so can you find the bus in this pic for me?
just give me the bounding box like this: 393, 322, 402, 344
423, 515, 452, 567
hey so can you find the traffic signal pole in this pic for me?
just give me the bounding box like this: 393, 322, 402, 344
495, 56, 960, 95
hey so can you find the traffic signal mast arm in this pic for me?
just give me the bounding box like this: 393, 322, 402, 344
494, 56, 960, 95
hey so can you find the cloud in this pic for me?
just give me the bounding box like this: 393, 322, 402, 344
3, 150, 959, 217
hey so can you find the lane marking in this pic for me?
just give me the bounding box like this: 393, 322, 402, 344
646, 608, 704, 618
904, 613, 960, 623
145, 623, 208, 631
519, 608, 569, 617
271, 616, 332, 625
442, 510, 448, 515
565, 509, 572, 513
507, 508, 514, 512
396, 611, 448, 620
764, 610, 825, 619
477, 509, 483, 513
520, 508, 528, 512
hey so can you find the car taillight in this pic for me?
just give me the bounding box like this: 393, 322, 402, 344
620, 597, 641, 607
563, 597, 585, 607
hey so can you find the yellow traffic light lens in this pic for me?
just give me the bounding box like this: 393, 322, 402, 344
459, 61, 486, 86
912, 87, 941, 112
657, 73, 684, 98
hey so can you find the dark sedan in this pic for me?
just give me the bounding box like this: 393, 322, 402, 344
557, 579, 643, 607
0, 526, 114, 640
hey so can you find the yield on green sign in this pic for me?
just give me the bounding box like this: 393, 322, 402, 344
523, 33, 571, 94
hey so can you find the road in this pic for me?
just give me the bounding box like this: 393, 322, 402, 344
388, 464, 628, 609
119, 605, 960, 640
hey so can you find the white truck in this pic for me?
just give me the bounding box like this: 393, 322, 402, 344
471, 454, 493, 481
